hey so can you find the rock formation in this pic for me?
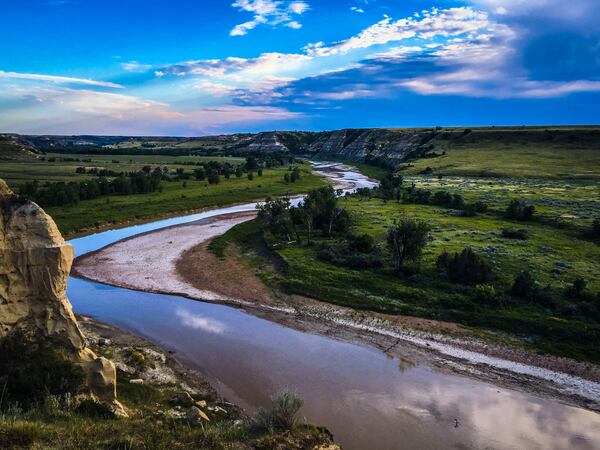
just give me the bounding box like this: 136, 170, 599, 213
0, 179, 125, 416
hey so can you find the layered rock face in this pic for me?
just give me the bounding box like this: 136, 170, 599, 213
0, 180, 125, 415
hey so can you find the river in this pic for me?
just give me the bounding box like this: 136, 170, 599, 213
68, 163, 600, 450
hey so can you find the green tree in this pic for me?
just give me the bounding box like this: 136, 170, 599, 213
386, 219, 430, 273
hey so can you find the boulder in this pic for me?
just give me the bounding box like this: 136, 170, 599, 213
0, 182, 125, 416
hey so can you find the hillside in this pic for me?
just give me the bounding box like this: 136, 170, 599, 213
0, 134, 41, 161
10, 126, 600, 180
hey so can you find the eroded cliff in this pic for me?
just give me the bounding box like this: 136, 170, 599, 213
0, 179, 125, 415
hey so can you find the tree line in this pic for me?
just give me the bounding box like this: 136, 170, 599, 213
19, 171, 162, 207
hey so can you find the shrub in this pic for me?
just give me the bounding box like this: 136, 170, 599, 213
511, 271, 536, 299
251, 390, 303, 433
565, 277, 588, 299
590, 219, 600, 238
349, 233, 375, 253
505, 200, 535, 221
436, 248, 496, 285
207, 172, 220, 184
0, 331, 85, 409
475, 284, 496, 302
502, 228, 529, 240
461, 201, 487, 217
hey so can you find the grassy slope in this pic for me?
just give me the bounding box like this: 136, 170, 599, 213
213, 142, 600, 362
47, 165, 325, 235
403, 141, 600, 179
218, 197, 600, 361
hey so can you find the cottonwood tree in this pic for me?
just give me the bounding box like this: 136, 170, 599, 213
386, 218, 430, 274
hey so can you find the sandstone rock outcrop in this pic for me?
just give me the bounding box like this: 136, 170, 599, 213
0, 180, 125, 415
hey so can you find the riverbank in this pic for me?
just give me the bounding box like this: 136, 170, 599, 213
0, 313, 339, 449
73, 204, 600, 412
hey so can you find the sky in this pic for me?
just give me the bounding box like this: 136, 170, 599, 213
1, 0, 599, 136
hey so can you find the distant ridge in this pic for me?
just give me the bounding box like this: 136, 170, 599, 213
8, 126, 600, 169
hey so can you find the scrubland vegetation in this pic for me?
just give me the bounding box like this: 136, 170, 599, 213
214, 165, 600, 363
0, 151, 326, 235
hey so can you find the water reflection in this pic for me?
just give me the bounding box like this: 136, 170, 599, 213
175, 307, 227, 334
68, 278, 600, 450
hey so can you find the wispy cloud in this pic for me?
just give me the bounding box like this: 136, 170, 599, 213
0, 70, 123, 88
230, 0, 310, 36
121, 61, 152, 73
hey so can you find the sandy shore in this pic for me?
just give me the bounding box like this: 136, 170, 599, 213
74, 211, 258, 304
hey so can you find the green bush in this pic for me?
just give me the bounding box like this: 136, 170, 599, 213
511, 271, 536, 299
0, 331, 85, 409
502, 228, 528, 240
505, 199, 535, 221
437, 248, 496, 285
474, 284, 496, 303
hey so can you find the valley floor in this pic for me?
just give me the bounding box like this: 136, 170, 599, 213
72, 209, 600, 413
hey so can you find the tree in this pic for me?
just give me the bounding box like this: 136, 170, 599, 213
437, 248, 495, 285
290, 166, 301, 182
246, 155, 258, 171
379, 173, 403, 200
511, 270, 536, 300
257, 197, 294, 241
248, 172, 254, 181
505, 199, 535, 221
386, 219, 430, 273
235, 166, 243, 178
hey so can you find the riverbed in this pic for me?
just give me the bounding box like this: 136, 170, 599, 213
68, 163, 600, 450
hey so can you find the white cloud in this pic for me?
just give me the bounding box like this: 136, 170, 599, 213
230, 0, 309, 36
289, 1, 309, 14
304, 7, 492, 56
0, 70, 123, 88
121, 61, 152, 73
351, 6, 365, 14
0, 79, 302, 135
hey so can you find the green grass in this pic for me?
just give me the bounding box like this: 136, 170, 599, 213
0, 152, 244, 187
45, 165, 326, 235
352, 163, 390, 181
405, 175, 600, 229
216, 193, 600, 362
403, 144, 600, 179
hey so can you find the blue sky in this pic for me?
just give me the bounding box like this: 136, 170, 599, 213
1, 0, 599, 135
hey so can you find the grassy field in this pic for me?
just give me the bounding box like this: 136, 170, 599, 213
406, 175, 600, 229
46, 165, 325, 235
0, 152, 244, 187
402, 142, 600, 179
0, 144, 327, 235
215, 183, 600, 362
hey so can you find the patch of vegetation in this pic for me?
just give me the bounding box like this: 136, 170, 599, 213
0, 331, 85, 409
219, 176, 600, 362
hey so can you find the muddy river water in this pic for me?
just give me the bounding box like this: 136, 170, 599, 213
68, 164, 600, 450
